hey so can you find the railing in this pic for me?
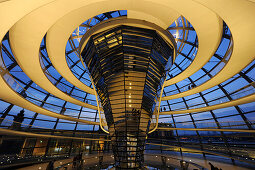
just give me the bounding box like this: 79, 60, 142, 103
0, 137, 253, 169
54, 153, 205, 170
156, 120, 255, 130
145, 153, 205, 170
0, 117, 103, 138
146, 139, 255, 165
0, 154, 70, 169
161, 81, 255, 112
54, 154, 113, 170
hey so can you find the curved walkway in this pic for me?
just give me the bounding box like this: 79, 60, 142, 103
163, 0, 255, 100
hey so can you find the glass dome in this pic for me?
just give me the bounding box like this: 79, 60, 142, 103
0, 2, 255, 169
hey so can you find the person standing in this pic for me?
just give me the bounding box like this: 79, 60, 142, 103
11, 109, 25, 130
46, 160, 54, 170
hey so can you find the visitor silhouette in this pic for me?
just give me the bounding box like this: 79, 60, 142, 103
12, 109, 25, 130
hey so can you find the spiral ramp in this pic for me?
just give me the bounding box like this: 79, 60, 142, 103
0, 0, 255, 168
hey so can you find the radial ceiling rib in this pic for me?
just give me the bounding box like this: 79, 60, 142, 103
46, 1, 179, 96
160, 93, 255, 115
0, 128, 107, 141
162, 0, 255, 101
0, 76, 100, 125
161, 0, 223, 88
